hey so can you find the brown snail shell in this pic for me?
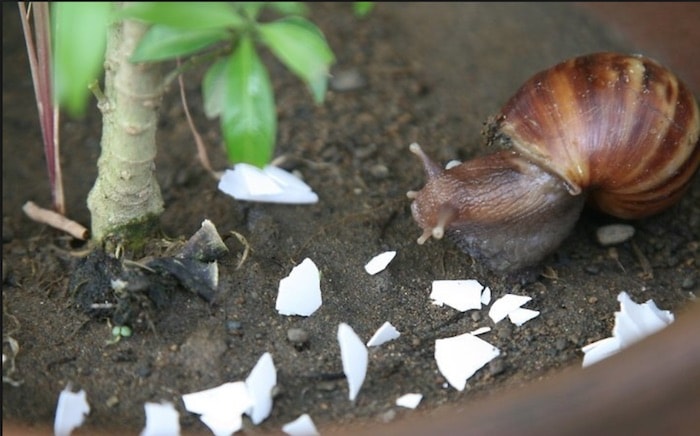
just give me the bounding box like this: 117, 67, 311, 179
496, 52, 700, 218
408, 52, 700, 273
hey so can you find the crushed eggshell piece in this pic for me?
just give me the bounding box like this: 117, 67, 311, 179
182, 381, 253, 436
282, 414, 320, 436
338, 323, 368, 401
364, 250, 397, 275
481, 286, 492, 306
54, 387, 90, 436
245, 352, 277, 425
581, 337, 620, 367
396, 393, 423, 409
612, 291, 674, 344
508, 308, 540, 326
488, 294, 533, 324
430, 279, 484, 312
140, 402, 180, 436
366, 321, 400, 346
276, 258, 322, 316
582, 291, 674, 368
469, 326, 491, 336
435, 332, 500, 391
218, 163, 318, 204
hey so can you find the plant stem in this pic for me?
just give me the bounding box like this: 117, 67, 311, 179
18, 2, 65, 214
87, 12, 164, 245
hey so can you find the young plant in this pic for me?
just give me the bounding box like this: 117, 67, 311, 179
48, 2, 337, 246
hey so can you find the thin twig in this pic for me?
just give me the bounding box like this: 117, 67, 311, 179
176, 59, 219, 178
229, 230, 251, 270
631, 240, 653, 280
22, 201, 89, 240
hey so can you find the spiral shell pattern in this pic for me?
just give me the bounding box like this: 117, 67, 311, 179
496, 52, 700, 219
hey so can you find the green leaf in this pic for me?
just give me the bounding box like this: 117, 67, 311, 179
131, 25, 230, 62
117, 2, 244, 30
53, 2, 111, 117
202, 58, 227, 119
258, 16, 335, 104
220, 36, 276, 167
353, 2, 375, 17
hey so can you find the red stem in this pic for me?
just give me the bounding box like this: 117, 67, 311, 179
18, 2, 64, 214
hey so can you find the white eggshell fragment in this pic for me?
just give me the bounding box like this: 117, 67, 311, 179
366, 321, 400, 347
140, 402, 180, 436
581, 337, 621, 368
337, 323, 368, 401
488, 294, 532, 324
364, 250, 397, 275
54, 387, 90, 436
218, 163, 318, 204
396, 393, 423, 409
508, 308, 540, 326
481, 286, 492, 306
182, 382, 253, 436
245, 352, 277, 425
613, 291, 674, 345
276, 258, 322, 316
430, 279, 484, 312
282, 414, 320, 436
582, 292, 674, 368
263, 165, 315, 193
469, 326, 491, 336
435, 333, 500, 391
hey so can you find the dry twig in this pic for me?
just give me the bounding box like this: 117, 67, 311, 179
22, 201, 88, 240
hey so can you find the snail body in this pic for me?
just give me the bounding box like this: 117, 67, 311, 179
408, 52, 700, 273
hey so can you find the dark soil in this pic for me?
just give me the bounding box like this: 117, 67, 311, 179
3, 3, 699, 435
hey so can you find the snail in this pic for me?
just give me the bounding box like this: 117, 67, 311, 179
407, 52, 700, 273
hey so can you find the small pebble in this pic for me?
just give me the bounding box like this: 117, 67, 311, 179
488, 358, 505, 376
377, 409, 397, 423
329, 68, 366, 92
681, 277, 696, 290
317, 381, 337, 392
226, 320, 243, 334
496, 324, 512, 340
368, 164, 389, 180
584, 265, 600, 275
596, 224, 635, 246
287, 328, 309, 345
355, 142, 378, 159
554, 337, 568, 351
136, 365, 152, 378
106, 395, 119, 408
